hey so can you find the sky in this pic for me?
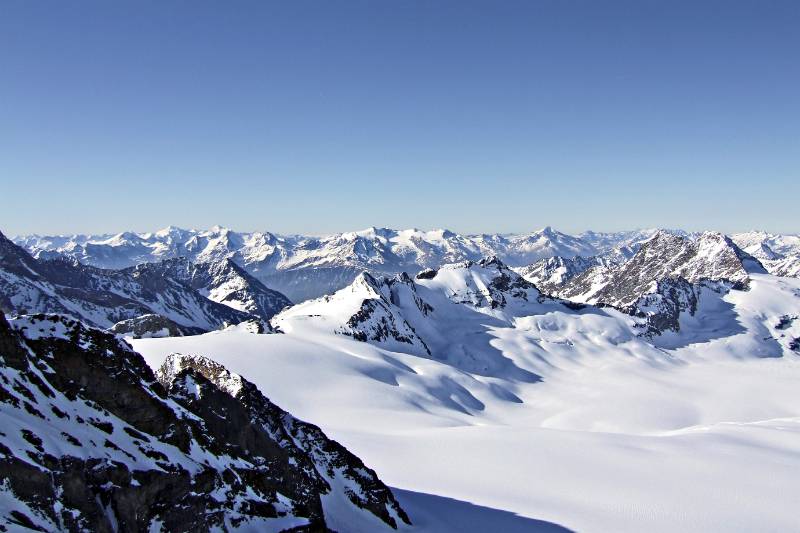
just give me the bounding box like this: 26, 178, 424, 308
1, 0, 798, 237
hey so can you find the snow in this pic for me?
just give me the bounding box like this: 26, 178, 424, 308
131, 270, 800, 532
10, 224, 800, 530
14, 225, 675, 302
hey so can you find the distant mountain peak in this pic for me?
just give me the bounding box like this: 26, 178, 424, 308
13, 225, 799, 303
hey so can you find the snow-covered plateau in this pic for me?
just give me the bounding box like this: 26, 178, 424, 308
3, 225, 800, 532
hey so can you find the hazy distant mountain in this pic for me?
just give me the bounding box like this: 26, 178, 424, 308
730, 230, 800, 278
15, 225, 659, 301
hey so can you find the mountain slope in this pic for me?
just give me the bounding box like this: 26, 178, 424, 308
0, 313, 409, 531
0, 231, 257, 332
516, 255, 612, 294
149, 257, 291, 320
537, 231, 766, 335
130, 270, 800, 533
274, 257, 584, 383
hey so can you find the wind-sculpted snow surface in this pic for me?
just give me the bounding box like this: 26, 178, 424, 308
0, 314, 409, 531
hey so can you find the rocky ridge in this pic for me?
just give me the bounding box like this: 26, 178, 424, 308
0, 231, 288, 335
0, 313, 409, 531
528, 231, 766, 334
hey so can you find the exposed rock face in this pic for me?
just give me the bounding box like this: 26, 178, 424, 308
0, 231, 278, 334
524, 232, 766, 335
628, 278, 714, 335
150, 257, 292, 320
587, 231, 762, 308
339, 273, 433, 355
158, 354, 410, 530
0, 314, 409, 531
109, 313, 201, 338
415, 268, 437, 280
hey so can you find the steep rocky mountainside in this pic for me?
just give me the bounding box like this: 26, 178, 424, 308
274, 257, 578, 381
0, 231, 287, 334
0, 313, 409, 531
554, 231, 764, 306
526, 231, 766, 334
16, 226, 658, 302
144, 257, 292, 320
108, 313, 201, 338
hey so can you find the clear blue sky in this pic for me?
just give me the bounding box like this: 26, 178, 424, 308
1, 0, 798, 236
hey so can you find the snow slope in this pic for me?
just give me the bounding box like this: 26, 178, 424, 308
132, 269, 800, 532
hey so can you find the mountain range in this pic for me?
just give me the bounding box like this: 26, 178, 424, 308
16, 226, 800, 303
4, 224, 800, 531
6, 225, 800, 341
0, 231, 290, 337
14, 226, 661, 301
271, 232, 797, 367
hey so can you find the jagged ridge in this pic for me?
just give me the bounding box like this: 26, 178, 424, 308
0, 313, 409, 531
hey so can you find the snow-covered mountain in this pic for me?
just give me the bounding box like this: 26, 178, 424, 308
730, 230, 800, 278
128, 253, 800, 531
15, 225, 660, 301
0, 230, 288, 333
559, 231, 763, 302
519, 231, 767, 335
0, 313, 409, 531
276, 257, 608, 382
515, 255, 616, 295
154, 257, 292, 319
275, 229, 773, 358
5, 224, 800, 532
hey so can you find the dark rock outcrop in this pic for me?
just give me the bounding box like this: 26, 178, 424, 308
110, 313, 202, 338
0, 313, 409, 531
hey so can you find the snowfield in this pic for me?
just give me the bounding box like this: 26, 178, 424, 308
132, 272, 800, 532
